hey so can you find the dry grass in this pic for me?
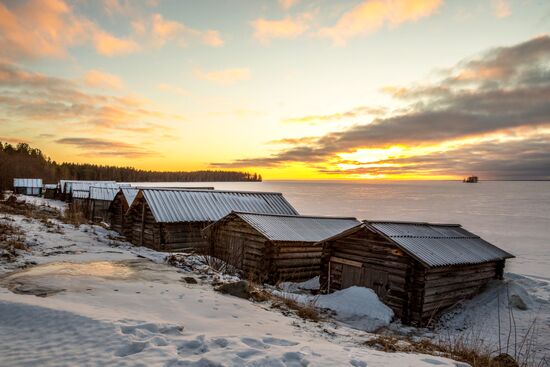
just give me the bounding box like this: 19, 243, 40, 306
62, 204, 87, 226
259, 289, 321, 322
0, 220, 27, 262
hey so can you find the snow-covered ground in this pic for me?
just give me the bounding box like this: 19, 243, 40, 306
0, 201, 466, 366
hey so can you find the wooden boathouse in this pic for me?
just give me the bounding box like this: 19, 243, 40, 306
109, 187, 139, 235
124, 188, 299, 252
203, 212, 360, 283
320, 221, 514, 326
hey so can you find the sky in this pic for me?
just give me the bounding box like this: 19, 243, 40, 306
0, 0, 549, 180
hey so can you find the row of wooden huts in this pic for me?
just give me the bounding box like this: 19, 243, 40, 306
10, 179, 515, 326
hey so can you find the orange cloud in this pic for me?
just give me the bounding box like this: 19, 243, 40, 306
93, 32, 140, 56
83, 70, 124, 89
193, 68, 251, 85
319, 0, 442, 45
252, 14, 312, 44
492, 0, 511, 19
134, 13, 224, 48
279, 0, 299, 10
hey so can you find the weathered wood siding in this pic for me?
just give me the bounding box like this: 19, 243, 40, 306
321, 227, 414, 321
419, 261, 500, 324
272, 242, 322, 283
209, 217, 269, 280
126, 198, 162, 250
321, 227, 504, 326
109, 195, 128, 235
89, 199, 111, 223
71, 198, 89, 218
208, 216, 322, 283
161, 222, 209, 252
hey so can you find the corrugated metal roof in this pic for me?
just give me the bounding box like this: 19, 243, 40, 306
121, 187, 139, 206
89, 186, 121, 201
60, 180, 117, 194
232, 212, 360, 242
43, 184, 57, 189
72, 189, 89, 199
138, 189, 298, 223
13, 178, 42, 188
367, 221, 514, 267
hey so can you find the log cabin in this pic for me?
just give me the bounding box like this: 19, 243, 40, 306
88, 186, 124, 222
124, 188, 299, 252
109, 187, 215, 237
203, 212, 360, 283
108, 187, 139, 235
320, 221, 514, 326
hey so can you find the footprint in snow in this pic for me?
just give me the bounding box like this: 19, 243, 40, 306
262, 337, 298, 346
115, 341, 148, 357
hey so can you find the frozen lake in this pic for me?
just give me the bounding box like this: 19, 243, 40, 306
135, 180, 550, 279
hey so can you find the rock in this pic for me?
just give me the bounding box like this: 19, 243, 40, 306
215, 280, 250, 299
491, 353, 519, 367
509, 294, 528, 310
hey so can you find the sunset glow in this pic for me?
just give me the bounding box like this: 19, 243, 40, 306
1, 0, 549, 180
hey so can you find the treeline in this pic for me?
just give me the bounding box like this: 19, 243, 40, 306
0, 142, 262, 192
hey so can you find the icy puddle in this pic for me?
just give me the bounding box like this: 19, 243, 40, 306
0, 259, 163, 297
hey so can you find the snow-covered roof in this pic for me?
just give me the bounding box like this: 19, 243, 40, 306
133, 188, 298, 223
13, 178, 42, 188
210, 212, 360, 243
72, 190, 89, 199
366, 221, 514, 268
121, 187, 139, 206
43, 184, 57, 189
59, 180, 117, 194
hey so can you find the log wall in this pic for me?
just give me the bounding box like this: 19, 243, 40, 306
109, 195, 128, 235
321, 227, 415, 321
207, 216, 322, 283
321, 227, 504, 326
89, 200, 111, 223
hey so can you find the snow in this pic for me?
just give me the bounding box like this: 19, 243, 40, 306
14, 194, 67, 213
279, 276, 320, 293
273, 286, 394, 332
433, 273, 550, 361
0, 210, 460, 367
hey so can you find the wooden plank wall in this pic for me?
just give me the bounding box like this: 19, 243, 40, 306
272, 242, 322, 283
89, 200, 111, 223
126, 199, 162, 250
108, 195, 128, 235
209, 217, 269, 281
419, 261, 499, 324
320, 228, 414, 321
161, 222, 209, 252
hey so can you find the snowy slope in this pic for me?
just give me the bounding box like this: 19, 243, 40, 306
0, 212, 462, 367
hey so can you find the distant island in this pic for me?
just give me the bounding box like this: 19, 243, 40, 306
0, 142, 262, 192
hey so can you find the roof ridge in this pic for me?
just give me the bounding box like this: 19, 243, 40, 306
140, 188, 284, 195
365, 220, 462, 227
233, 211, 358, 220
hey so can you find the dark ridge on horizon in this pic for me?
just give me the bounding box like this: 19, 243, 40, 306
0, 142, 262, 192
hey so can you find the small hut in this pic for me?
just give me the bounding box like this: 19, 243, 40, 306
13, 178, 43, 196
43, 184, 57, 199
60, 180, 116, 202
203, 212, 360, 283
88, 186, 125, 222
71, 189, 90, 215
108, 187, 139, 235
320, 221, 514, 326
124, 188, 298, 252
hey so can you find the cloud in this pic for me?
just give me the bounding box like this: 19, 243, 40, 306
0, 0, 143, 60
83, 70, 124, 89
56, 137, 154, 158
279, 0, 299, 10
157, 83, 191, 96
93, 32, 140, 56
283, 106, 387, 124
0, 1, 222, 61
212, 36, 550, 180
318, 0, 443, 45
252, 13, 312, 44
0, 61, 180, 144
133, 13, 224, 48
492, 0, 511, 19
193, 68, 251, 85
